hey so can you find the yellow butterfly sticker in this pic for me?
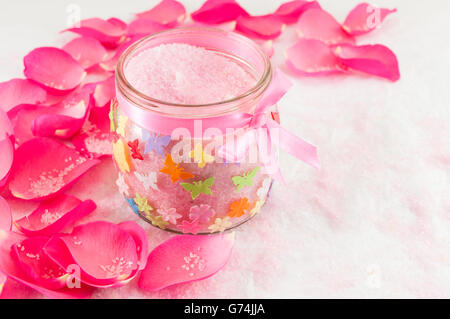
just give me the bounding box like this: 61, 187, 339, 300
113, 139, 133, 173
146, 214, 169, 229
189, 143, 214, 168
116, 115, 128, 137
134, 193, 153, 215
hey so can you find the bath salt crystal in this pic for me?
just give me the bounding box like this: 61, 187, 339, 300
124, 43, 256, 104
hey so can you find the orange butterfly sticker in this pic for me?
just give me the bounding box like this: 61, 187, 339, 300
228, 198, 251, 218
160, 154, 194, 183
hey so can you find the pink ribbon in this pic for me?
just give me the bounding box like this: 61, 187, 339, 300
217, 70, 320, 182
117, 69, 320, 180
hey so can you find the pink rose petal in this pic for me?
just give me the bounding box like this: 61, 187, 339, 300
188, 20, 237, 31
8, 90, 91, 143
24, 47, 86, 94
81, 65, 114, 86
0, 271, 5, 295
342, 3, 396, 36
191, 0, 249, 24
0, 79, 47, 112
8, 137, 100, 201
0, 230, 93, 298
107, 17, 128, 31
0, 138, 14, 188
0, 196, 12, 231
136, 0, 186, 27
64, 18, 127, 48
0, 110, 14, 187
7, 104, 46, 146
44, 221, 140, 287
259, 40, 274, 58
11, 237, 70, 290
32, 88, 93, 139
40, 93, 68, 107
72, 103, 113, 158
286, 39, 344, 76
118, 221, 149, 270
14, 194, 96, 237
333, 43, 400, 81
139, 232, 235, 291
297, 8, 355, 44
128, 18, 170, 37
62, 37, 108, 69
235, 14, 285, 40
93, 75, 115, 107
0, 105, 14, 139
274, 0, 321, 24
99, 36, 145, 72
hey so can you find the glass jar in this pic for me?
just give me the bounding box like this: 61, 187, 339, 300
113, 27, 277, 234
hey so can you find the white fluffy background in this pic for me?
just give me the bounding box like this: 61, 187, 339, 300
1, 0, 450, 298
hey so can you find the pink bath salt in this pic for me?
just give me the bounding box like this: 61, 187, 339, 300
124, 43, 256, 105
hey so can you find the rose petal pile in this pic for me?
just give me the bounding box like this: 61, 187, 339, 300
0, 196, 12, 231
0, 110, 14, 188
0, 0, 399, 298
288, 4, 399, 81
0, 193, 148, 297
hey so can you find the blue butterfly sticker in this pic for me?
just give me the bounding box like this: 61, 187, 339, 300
125, 196, 139, 215
142, 130, 171, 157
222, 159, 241, 167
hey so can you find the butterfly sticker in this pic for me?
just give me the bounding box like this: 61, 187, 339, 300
160, 154, 195, 183
189, 143, 214, 168
125, 196, 139, 215
232, 167, 260, 192
134, 171, 158, 191
109, 98, 118, 132
143, 130, 171, 157
113, 139, 133, 173
116, 115, 128, 137
180, 177, 215, 200
146, 214, 169, 229
134, 193, 153, 215
128, 139, 144, 160
228, 198, 251, 218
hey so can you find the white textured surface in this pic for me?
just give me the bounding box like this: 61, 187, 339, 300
1, 0, 450, 298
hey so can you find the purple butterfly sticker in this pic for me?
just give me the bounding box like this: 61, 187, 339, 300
143, 130, 171, 157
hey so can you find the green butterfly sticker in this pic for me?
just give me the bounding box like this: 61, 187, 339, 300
181, 177, 215, 200
232, 167, 259, 192
109, 99, 118, 132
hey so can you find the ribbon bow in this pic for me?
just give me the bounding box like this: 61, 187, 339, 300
218, 70, 320, 182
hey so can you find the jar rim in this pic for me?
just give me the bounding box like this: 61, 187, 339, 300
115, 27, 272, 116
